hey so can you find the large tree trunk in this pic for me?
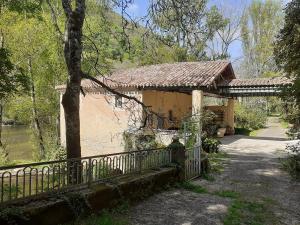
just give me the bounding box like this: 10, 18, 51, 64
62, 84, 81, 159
61, 0, 85, 160
28, 59, 45, 159
61, 0, 85, 183
0, 99, 3, 147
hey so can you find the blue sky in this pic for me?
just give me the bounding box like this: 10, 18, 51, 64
124, 0, 288, 63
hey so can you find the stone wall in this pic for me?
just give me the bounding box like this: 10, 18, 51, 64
0, 168, 179, 225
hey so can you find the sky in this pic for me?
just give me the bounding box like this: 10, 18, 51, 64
123, 0, 289, 63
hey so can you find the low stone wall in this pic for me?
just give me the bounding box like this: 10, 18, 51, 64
0, 167, 179, 225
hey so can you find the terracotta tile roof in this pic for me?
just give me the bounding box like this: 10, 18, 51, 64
81, 60, 234, 89
218, 77, 292, 87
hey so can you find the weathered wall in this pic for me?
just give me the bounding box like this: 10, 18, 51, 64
205, 99, 235, 133
60, 91, 142, 156
192, 90, 204, 116
143, 90, 192, 128
59, 89, 234, 157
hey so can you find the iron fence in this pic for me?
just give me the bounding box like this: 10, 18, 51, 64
0, 148, 172, 204
185, 145, 202, 180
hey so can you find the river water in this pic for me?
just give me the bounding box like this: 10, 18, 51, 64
1, 126, 36, 162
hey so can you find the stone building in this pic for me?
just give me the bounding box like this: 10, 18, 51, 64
57, 61, 289, 156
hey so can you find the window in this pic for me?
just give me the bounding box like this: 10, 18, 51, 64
115, 95, 123, 108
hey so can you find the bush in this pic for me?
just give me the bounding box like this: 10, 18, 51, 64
0, 145, 9, 165
235, 103, 267, 130
122, 131, 164, 151
45, 145, 66, 161
286, 126, 300, 140
202, 137, 221, 153
180, 110, 217, 148
282, 141, 300, 179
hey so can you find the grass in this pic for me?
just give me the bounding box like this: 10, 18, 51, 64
201, 173, 215, 182
1, 159, 36, 167
180, 182, 240, 199
234, 128, 251, 136
280, 155, 300, 180
214, 190, 240, 199
70, 212, 129, 225
178, 182, 208, 194
234, 128, 259, 137
179, 182, 279, 225
249, 130, 259, 137
223, 199, 278, 225
208, 151, 228, 174
280, 120, 289, 129
67, 202, 130, 225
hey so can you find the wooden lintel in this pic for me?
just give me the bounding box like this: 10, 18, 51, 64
203, 92, 229, 99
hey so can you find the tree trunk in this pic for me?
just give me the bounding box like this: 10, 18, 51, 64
0, 99, 3, 147
28, 58, 45, 160
61, 0, 85, 160
61, 0, 86, 184
62, 84, 81, 159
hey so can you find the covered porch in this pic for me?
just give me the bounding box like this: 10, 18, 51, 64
142, 90, 235, 135
139, 76, 291, 136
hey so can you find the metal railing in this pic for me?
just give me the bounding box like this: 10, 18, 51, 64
0, 148, 172, 204
185, 145, 205, 180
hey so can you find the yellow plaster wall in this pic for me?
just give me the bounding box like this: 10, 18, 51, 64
142, 90, 192, 128
205, 99, 235, 134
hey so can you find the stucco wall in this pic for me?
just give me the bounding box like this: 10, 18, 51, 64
205, 102, 234, 131
59, 90, 234, 157
142, 90, 192, 128
60, 91, 142, 156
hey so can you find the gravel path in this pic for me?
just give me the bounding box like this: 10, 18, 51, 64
129, 190, 232, 225
129, 118, 300, 225
256, 117, 288, 139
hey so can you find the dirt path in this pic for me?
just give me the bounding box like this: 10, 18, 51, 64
256, 116, 287, 139
129, 119, 300, 225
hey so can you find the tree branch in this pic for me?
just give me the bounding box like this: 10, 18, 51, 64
45, 0, 63, 38
81, 72, 166, 129
62, 0, 72, 17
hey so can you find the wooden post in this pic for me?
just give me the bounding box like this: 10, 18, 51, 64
227, 98, 235, 135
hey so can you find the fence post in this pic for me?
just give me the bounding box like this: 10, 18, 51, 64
168, 136, 186, 181
137, 152, 142, 173
88, 158, 92, 187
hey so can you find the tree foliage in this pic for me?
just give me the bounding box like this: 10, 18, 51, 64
241, 0, 283, 78
0, 48, 28, 99
274, 0, 300, 128
148, 0, 228, 60
274, 0, 300, 99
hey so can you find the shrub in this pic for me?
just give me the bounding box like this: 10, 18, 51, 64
202, 137, 221, 153
286, 126, 300, 140
180, 110, 217, 148
282, 141, 300, 179
122, 131, 164, 151
45, 145, 66, 161
0, 145, 9, 165
234, 103, 267, 130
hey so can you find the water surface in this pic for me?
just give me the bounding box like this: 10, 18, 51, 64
1, 126, 36, 162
